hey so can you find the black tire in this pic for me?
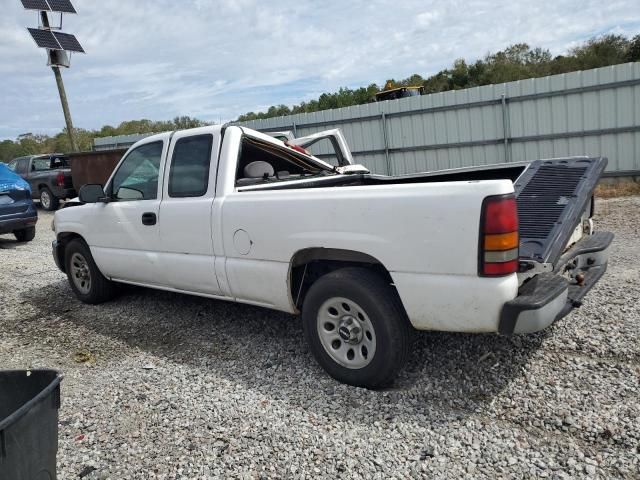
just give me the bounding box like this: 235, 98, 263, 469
14, 226, 36, 242
40, 187, 59, 211
64, 238, 118, 304
302, 267, 412, 388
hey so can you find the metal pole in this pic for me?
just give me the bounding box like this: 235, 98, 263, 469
52, 66, 78, 151
381, 112, 391, 175
41, 11, 78, 152
292, 121, 297, 137
501, 94, 510, 163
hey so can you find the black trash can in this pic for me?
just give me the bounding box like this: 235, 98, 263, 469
0, 370, 62, 480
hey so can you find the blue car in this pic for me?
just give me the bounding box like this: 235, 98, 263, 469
0, 163, 38, 242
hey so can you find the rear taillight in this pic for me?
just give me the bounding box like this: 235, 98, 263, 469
56, 172, 65, 187
479, 194, 519, 277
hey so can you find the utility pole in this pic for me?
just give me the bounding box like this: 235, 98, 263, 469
22, 0, 84, 152
40, 11, 78, 152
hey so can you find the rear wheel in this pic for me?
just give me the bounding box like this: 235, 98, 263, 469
14, 226, 36, 242
302, 267, 412, 388
64, 239, 118, 304
40, 187, 59, 211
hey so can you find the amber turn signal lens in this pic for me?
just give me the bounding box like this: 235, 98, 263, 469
484, 232, 519, 251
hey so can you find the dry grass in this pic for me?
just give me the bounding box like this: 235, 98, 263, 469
595, 181, 640, 199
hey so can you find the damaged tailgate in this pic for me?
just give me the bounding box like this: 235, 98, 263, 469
515, 157, 607, 265
500, 156, 613, 334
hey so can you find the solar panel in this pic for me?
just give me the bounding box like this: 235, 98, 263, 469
20, 0, 51, 11
46, 0, 77, 13
27, 28, 62, 50
52, 31, 84, 53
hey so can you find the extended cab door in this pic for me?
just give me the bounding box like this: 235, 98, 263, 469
84, 137, 168, 284
157, 127, 223, 295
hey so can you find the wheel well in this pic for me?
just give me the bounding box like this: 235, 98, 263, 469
55, 232, 85, 272
38, 184, 49, 192
289, 248, 394, 310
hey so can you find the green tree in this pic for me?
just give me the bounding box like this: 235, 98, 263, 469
571, 34, 629, 69
0, 139, 29, 163
235, 33, 638, 121
0, 116, 212, 161
625, 34, 640, 62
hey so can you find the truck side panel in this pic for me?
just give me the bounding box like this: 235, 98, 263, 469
392, 272, 517, 331
218, 180, 517, 330
224, 257, 292, 310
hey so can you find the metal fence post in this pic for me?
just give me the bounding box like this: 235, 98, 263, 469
292, 121, 297, 137
501, 94, 511, 163
381, 112, 391, 175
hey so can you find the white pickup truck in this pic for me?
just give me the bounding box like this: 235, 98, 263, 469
52, 125, 613, 387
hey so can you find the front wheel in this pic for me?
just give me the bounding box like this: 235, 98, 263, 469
40, 187, 60, 211
302, 267, 412, 388
64, 239, 118, 304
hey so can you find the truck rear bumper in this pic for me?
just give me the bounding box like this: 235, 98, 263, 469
499, 231, 613, 334
51, 187, 76, 200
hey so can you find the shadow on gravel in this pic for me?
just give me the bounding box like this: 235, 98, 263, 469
0, 237, 20, 249
21, 279, 547, 424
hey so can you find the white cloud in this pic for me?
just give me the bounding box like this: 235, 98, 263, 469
416, 10, 442, 28
0, 0, 638, 139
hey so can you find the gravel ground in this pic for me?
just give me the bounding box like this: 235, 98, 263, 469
0, 198, 639, 479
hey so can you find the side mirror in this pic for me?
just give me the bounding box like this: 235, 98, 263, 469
78, 184, 107, 203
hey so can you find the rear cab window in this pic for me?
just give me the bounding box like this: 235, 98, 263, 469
29, 156, 69, 171
303, 137, 341, 167
50, 156, 69, 169
235, 136, 335, 187
32, 158, 51, 171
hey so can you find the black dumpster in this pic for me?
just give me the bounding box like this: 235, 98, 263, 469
0, 370, 62, 480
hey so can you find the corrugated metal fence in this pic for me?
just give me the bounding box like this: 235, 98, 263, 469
94, 132, 154, 151
237, 62, 640, 176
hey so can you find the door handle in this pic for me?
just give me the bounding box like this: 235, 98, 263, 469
141, 212, 157, 226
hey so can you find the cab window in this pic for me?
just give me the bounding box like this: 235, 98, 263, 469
16, 158, 29, 174
235, 136, 332, 187
111, 142, 163, 201
32, 158, 51, 171
51, 156, 69, 169
168, 134, 213, 197
303, 138, 340, 167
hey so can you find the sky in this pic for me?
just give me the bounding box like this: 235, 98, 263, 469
0, 0, 639, 140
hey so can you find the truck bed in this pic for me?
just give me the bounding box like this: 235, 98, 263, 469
237, 156, 606, 269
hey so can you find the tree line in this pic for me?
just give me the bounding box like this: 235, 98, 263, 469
237, 34, 640, 121
0, 117, 207, 163
1, 33, 638, 163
